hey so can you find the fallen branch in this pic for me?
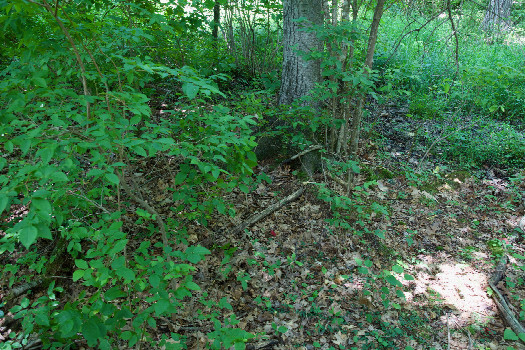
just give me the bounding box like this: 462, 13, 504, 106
230, 188, 305, 236
280, 145, 323, 165
488, 255, 525, 343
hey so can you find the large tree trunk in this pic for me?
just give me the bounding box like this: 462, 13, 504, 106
279, 0, 323, 106
482, 0, 512, 33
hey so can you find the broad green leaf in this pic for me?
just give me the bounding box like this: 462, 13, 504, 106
117, 267, 135, 281
108, 239, 128, 255
392, 265, 403, 274
36, 223, 52, 240
86, 168, 105, 177
184, 281, 200, 291
105, 286, 126, 301
182, 82, 199, 99
185, 246, 211, 263
404, 273, 415, 280
174, 171, 187, 185
105, 173, 120, 185
82, 318, 106, 346
20, 225, 38, 248
149, 274, 161, 288
72, 270, 85, 282
19, 139, 31, 155
133, 146, 147, 157
37, 146, 55, 164
111, 256, 126, 270
35, 311, 50, 326
50, 171, 69, 182
504, 328, 518, 340
0, 196, 9, 215
33, 77, 47, 88
32, 198, 51, 213
75, 259, 89, 269
4, 141, 13, 152
385, 275, 403, 287
154, 299, 171, 315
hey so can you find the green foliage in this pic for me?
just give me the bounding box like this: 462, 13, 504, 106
0, 1, 258, 348
377, 11, 525, 122
439, 118, 525, 169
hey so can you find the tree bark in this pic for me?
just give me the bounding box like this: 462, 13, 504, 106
346, 0, 385, 190
212, 1, 220, 42
279, 0, 323, 106
482, 0, 512, 33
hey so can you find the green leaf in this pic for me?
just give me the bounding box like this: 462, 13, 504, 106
182, 82, 199, 99
108, 239, 128, 255
184, 281, 200, 291
133, 146, 147, 157
105, 286, 126, 301
111, 256, 126, 270
86, 168, 105, 177
105, 173, 120, 185
174, 171, 187, 185
20, 225, 38, 248
82, 318, 106, 346
504, 328, 519, 340
4, 141, 13, 152
218, 297, 232, 310
392, 265, 403, 274
32, 198, 51, 213
33, 77, 47, 88
19, 139, 31, 155
385, 275, 403, 287
50, 171, 69, 182
185, 246, 211, 263
35, 311, 50, 326
404, 273, 415, 280
75, 259, 89, 269
0, 196, 9, 215
149, 274, 161, 288
117, 267, 136, 281
154, 299, 171, 315
239, 183, 249, 193
37, 146, 55, 164
72, 270, 85, 282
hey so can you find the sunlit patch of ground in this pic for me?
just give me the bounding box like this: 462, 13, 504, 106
406, 254, 497, 327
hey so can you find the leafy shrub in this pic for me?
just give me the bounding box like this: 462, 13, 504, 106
439, 118, 525, 168
0, 2, 258, 348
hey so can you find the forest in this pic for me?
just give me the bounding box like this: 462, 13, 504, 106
0, 0, 525, 348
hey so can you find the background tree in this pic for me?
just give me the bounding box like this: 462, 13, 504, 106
279, 0, 323, 105
482, 0, 512, 32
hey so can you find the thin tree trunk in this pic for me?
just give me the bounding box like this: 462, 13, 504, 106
212, 1, 220, 42
347, 0, 385, 188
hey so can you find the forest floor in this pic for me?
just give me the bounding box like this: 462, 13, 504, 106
1, 105, 525, 350
131, 105, 525, 349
